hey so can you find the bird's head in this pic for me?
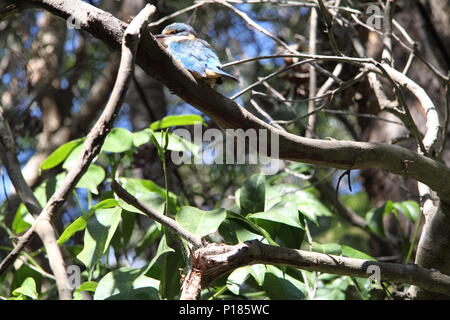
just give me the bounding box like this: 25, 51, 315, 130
155, 23, 198, 45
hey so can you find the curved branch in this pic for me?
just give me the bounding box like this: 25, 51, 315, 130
17, 0, 450, 202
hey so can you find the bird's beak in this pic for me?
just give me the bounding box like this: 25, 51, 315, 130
154, 34, 169, 42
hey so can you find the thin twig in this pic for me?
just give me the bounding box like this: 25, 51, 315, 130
148, 2, 206, 27
306, 6, 318, 137
111, 180, 203, 248
231, 60, 315, 99
316, 0, 342, 56
249, 99, 285, 131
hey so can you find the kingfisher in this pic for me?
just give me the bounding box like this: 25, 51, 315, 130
155, 23, 238, 86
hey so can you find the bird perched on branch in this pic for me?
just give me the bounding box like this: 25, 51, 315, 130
155, 23, 238, 86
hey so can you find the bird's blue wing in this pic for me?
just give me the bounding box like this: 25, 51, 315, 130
167, 39, 237, 81
167, 40, 208, 77
196, 40, 238, 81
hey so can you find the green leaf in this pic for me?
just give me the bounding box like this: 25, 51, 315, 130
393, 201, 420, 223
219, 219, 263, 244
311, 242, 342, 255
136, 224, 162, 256
148, 235, 175, 274
94, 235, 173, 300
75, 164, 106, 194
289, 197, 332, 223
341, 245, 376, 261
150, 114, 204, 131
118, 192, 165, 216
249, 264, 266, 286
315, 287, 346, 300
12, 277, 38, 300
151, 131, 199, 155
276, 224, 305, 249
147, 235, 178, 298
315, 276, 350, 300
76, 281, 98, 293
266, 185, 332, 222
40, 138, 84, 170
249, 200, 304, 229
262, 266, 307, 300
227, 267, 250, 295
120, 210, 136, 248
62, 143, 84, 170
117, 177, 177, 208
13, 174, 65, 233
176, 206, 226, 238
57, 199, 119, 245
12, 204, 34, 234
10, 264, 42, 296
366, 201, 393, 238
240, 174, 266, 215
76, 207, 122, 269
102, 128, 134, 153
133, 129, 152, 147
296, 202, 321, 224
350, 276, 373, 300
94, 268, 159, 300
225, 211, 278, 246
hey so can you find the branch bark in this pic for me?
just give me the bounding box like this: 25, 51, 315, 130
181, 240, 450, 300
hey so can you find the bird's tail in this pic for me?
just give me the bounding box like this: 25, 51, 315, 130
217, 69, 239, 82
206, 67, 239, 83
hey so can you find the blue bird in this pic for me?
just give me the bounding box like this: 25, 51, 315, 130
155, 23, 238, 86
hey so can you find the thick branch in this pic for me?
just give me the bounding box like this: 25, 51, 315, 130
16, 0, 450, 202
181, 240, 450, 299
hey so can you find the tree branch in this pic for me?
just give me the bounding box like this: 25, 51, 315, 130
0, 3, 156, 290
111, 180, 203, 248
14, 0, 450, 201
181, 240, 450, 300
0, 107, 72, 299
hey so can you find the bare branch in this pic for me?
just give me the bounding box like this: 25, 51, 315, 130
306, 6, 318, 137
